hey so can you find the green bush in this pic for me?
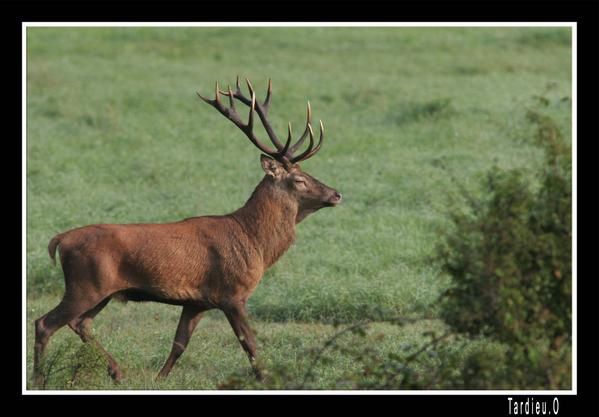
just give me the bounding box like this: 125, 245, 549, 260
35, 340, 109, 390
437, 105, 572, 389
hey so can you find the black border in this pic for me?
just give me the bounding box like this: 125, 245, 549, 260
13, 1, 598, 415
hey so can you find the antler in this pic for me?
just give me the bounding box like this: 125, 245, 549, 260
197, 77, 324, 165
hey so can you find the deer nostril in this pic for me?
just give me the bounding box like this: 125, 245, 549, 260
333, 192, 342, 202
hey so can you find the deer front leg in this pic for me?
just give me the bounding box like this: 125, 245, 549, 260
222, 302, 262, 380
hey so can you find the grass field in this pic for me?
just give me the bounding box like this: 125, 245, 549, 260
26, 26, 572, 390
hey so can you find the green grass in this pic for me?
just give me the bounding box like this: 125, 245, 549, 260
28, 295, 457, 390
26, 26, 572, 390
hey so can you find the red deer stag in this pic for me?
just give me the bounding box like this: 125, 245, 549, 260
33, 77, 342, 386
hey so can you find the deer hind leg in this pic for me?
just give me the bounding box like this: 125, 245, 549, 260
68, 297, 122, 382
156, 304, 206, 381
33, 295, 105, 388
222, 303, 261, 380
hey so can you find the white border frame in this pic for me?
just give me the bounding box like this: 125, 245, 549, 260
22, 22, 577, 395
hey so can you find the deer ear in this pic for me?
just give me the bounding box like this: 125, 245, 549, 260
260, 155, 284, 178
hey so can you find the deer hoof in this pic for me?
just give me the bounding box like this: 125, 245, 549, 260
108, 366, 122, 383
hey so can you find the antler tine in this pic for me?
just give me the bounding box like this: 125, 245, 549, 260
227, 85, 235, 110
245, 78, 255, 100
219, 76, 249, 103
286, 122, 293, 145
196, 82, 224, 112
297, 120, 324, 162
290, 122, 315, 163
263, 78, 273, 113
196, 90, 212, 105
236, 75, 242, 95
215, 81, 221, 105
248, 92, 256, 131
289, 101, 312, 154
292, 123, 315, 163
282, 122, 292, 156
290, 119, 325, 163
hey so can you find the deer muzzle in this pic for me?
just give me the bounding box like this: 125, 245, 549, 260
325, 191, 342, 207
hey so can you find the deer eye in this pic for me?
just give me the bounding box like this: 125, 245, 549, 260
294, 178, 306, 184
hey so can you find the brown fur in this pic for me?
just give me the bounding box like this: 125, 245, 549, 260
33, 157, 341, 385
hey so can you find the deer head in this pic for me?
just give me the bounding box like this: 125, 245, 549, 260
198, 77, 342, 222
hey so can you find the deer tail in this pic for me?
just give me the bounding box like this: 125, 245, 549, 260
48, 233, 65, 266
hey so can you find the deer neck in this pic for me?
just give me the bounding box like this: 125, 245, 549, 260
232, 177, 298, 268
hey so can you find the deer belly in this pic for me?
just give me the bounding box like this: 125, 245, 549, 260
116, 284, 203, 305
117, 264, 205, 305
